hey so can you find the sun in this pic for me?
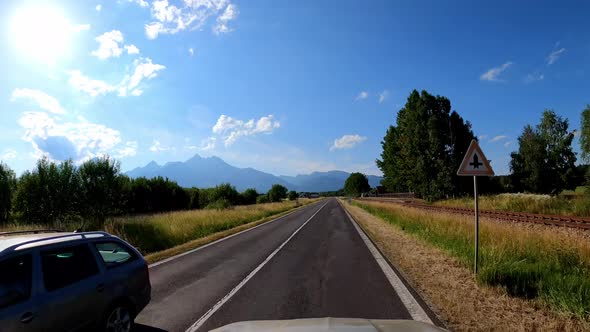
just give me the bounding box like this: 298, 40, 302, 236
11, 5, 73, 64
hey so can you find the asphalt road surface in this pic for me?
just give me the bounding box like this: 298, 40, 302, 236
135, 198, 426, 332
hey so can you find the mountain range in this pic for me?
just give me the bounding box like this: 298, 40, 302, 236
126, 154, 382, 192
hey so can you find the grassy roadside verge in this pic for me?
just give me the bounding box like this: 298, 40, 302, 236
435, 193, 590, 217
344, 199, 590, 331
143, 199, 319, 264
1, 199, 320, 264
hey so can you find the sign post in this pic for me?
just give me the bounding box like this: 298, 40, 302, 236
457, 139, 494, 274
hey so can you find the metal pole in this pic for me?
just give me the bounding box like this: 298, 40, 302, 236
473, 176, 479, 274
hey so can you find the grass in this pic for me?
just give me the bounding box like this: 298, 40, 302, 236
354, 200, 590, 319
1, 199, 319, 260
435, 192, 590, 217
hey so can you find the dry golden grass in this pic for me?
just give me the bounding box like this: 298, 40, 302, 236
1, 199, 320, 262
342, 200, 590, 331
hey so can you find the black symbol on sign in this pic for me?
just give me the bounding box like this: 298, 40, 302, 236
470, 154, 483, 169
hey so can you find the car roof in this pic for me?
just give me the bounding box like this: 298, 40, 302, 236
0, 231, 112, 254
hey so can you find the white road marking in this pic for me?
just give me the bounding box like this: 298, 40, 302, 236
149, 201, 321, 268
341, 203, 434, 324
184, 200, 330, 332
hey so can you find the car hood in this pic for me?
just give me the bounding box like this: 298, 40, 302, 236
211, 318, 446, 332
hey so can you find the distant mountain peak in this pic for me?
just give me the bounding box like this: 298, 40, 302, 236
146, 160, 159, 167
126, 156, 382, 192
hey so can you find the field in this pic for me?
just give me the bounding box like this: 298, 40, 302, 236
435, 192, 590, 217
354, 200, 590, 319
1, 199, 317, 257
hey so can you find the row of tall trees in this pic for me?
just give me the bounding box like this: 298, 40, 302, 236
377, 90, 476, 201
0, 157, 296, 228
378, 89, 589, 197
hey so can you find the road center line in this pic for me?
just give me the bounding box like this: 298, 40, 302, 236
184, 200, 330, 332
341, 202, 433, 324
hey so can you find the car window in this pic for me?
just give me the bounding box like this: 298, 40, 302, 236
0, 254, 32, 309
41, 244, 99, 292
94, 241, 137, 267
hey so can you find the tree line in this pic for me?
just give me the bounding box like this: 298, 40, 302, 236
0, 157, 296, 229
378, 89, 589, 200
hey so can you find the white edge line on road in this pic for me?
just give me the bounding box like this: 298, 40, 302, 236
341, 203, 434, 324
184, 200, 330, 332
149, 201, 321, 268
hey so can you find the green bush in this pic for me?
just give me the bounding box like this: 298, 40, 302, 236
256, 195, 269, 204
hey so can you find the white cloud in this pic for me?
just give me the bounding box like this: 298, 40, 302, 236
91, 30, 124, 59
480, 62, 512, 81
130, 0, 149, 7
115, 141, 138, 158
18, 112, 133, 162
1, 149, 17, 160
200, 137, 216, 150
189, 47, 194, 56
504, 141, 513, 148
11, 88, 65, 114
489, 135, 507, 142
330, 134, 367, 151
149, 139, 170, 152
69, 58, 165, 97
213, 3, 238, 34
91, 30, 140, 59
478, 135, 488, 140
118, 57, 166, 96
212, 114, 280, 146
95, 4, 102, 11
141, 0, 238, 39
125, 44, 140, 55
378, 90, 389, 104
547, 48, 566, 65
68, 70, 117, 97
525, 72, 544, 83
355, 91, 368, 101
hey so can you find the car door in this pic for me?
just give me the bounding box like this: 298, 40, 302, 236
92, 240, 148, 308
35, 242, 107, 332
0, 252, 40, 332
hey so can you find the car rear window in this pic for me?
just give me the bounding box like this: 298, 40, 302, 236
0, 254, 32, 309
94, 241, 137, 267
41, 244, 99, 291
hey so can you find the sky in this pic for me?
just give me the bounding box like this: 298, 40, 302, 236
1, 0, 590, 177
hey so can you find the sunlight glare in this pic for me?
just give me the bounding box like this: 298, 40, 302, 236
11, 5, 72, 64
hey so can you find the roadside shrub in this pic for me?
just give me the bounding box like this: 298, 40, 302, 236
256, 195, 269, 204
206, 198, 232, 210
240, 188, 259, 205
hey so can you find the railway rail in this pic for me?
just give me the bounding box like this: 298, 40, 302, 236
357, 198, 590, 230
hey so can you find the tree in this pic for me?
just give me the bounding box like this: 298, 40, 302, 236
510, 110, 576, 194
14, 158, 81, 227
288, 190, 298, 200
344, 172, 370, 197
267, 184, 288, 202
256, 194, 269, 204
377, 90, 475, 200
580, 105, 590, 162
240, 188, 259, 205
0, 163, 16, 223
79, 157, 128, 228
209, 183, 239, 206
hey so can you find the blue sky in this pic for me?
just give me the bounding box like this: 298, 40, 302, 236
1, 0, 590, 176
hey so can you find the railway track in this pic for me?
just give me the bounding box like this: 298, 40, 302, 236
357, 198, 590, 230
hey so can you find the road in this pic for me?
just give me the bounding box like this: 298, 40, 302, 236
135, 198, 433, 332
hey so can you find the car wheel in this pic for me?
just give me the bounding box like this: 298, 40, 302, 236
104, 304, 133, 332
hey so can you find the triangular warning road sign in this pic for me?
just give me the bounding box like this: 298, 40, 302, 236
457, 139, 495, 176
